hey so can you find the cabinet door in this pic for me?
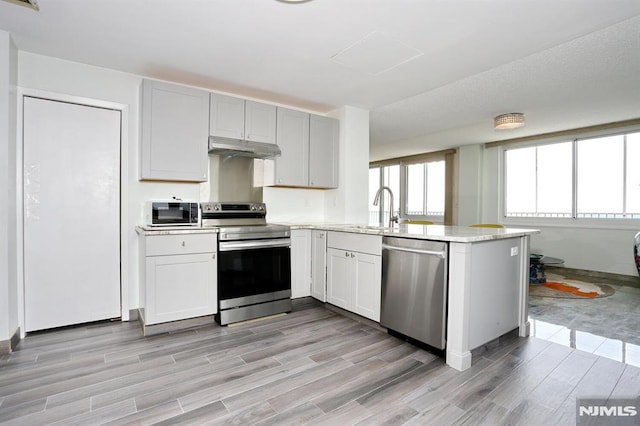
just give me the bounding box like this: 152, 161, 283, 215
275, 107, 309, 186
309, 115, 339, 188
353, 252, 382, 322
311, 230, 327, 302
291, 229, 312, 298
326, 248, 351, 310
245, 100, 277, 144
145, 252, 217, 325
210, 93, 245, 139
140, 79, 209, 182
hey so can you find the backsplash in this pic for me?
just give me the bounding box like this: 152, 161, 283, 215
203, 154, 263, 203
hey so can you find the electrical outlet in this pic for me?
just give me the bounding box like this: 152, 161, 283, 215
510, 246, 518, 256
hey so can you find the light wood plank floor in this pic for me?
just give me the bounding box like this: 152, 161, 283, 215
1, 298, 639, 425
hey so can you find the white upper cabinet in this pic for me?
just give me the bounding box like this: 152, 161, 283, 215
271, 108, 339, 189
275, 107, 310, 187
309, 114, 339, 188
209, 93, 245, 140
140, 79, 210, 182
245, 100, 277, 144
209, 95, 276, 145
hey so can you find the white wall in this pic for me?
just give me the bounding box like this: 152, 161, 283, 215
263, 187, 326, 223
0, 30, 18, 344
528, 225, 639, 276
324, 106, 370, 224
456, 144, 483, 226
479, 144, 639, 277
17, 52, 201, 311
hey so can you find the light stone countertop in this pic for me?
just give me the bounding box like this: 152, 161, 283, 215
135, 226, 219, 236
284, 223, 540, 243
136, 223, 539, 242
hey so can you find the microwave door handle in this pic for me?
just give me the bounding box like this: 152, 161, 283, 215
219, 239, 290, 251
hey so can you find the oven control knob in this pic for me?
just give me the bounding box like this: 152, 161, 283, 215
258, 205, 264, 211
213, 205, 220, 211
251, 205, 256, 211
203, 204, 212, 212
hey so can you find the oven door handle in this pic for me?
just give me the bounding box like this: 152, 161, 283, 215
219, 238, 291, 251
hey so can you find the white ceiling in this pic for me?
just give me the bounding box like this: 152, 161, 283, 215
1, 0, 639, 160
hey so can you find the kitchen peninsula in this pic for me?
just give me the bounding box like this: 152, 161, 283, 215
291, 223, 540, 371
139, 223, 539, 372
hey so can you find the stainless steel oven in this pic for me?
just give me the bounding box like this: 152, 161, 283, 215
201, 202, 292, 325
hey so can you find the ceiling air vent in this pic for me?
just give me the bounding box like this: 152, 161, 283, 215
2, 0, 39, 10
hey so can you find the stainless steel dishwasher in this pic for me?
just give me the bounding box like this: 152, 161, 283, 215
381, 237, 448, 350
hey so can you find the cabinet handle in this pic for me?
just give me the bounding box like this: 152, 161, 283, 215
181, 241, 186, 247
212, 253, 216, 259
345, 252, 349, 257
350, 253, 355, 258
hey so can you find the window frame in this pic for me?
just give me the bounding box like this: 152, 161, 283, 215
500, 126, 640, 230
402, 159, 446, 221
370, 158, 446, 225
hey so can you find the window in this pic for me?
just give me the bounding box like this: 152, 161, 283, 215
627, 132, 640, 214
505, 143, 572, 217
369, 164, 400, 225
577, 135, 624, 217
370, 159, 446, 224
406, 161, 445, 217
504, 130, 640, 219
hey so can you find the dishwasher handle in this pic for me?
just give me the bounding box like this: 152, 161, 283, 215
382, 243, 446, 258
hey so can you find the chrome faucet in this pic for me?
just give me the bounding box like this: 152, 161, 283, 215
373, 186, 398, 228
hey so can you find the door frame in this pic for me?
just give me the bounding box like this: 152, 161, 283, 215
16, 88, 130, 337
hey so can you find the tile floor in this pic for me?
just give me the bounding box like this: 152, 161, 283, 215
528, 269, 640, 367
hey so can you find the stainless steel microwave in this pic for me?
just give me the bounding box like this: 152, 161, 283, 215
146, 201, 200, 227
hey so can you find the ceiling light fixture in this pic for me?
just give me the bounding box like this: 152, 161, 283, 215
494, 113, 525, 130
1, 0, 39, 10
276, 0, 313, 3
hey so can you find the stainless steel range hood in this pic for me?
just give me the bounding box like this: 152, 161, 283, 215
208, 137, 281, 159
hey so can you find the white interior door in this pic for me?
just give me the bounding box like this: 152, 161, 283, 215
23, 96, 121, 332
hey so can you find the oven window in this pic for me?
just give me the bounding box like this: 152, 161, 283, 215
218, 246, 291, 300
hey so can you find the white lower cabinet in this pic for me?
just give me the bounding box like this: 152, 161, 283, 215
310, 230, 327, 302
326, 232, 382, 322
352, 252, 382, 321
327, 248, 351, 309
291, 229, 312, 298
140, 233, 217, 326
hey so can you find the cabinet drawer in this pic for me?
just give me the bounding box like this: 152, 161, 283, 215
327, 232, 382, 256
146, 233, 217, 256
